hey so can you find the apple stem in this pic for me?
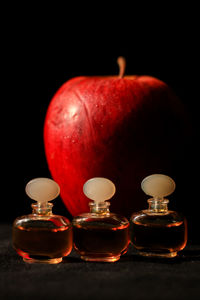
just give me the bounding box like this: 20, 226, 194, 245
117, 56, 126, 78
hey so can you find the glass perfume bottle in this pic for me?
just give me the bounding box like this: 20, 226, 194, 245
73, 177, 130, 262
12, 178, 73, 264
130, 174, 187, 258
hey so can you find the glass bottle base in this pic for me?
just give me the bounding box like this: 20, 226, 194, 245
138, 250, 177, 258
23, 257, 63, 264
80, 254, 121, 262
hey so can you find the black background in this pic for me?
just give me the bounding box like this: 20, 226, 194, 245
2, 6, 199, 241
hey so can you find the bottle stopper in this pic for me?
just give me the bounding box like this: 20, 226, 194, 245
141, 174, 176, 199
83, 177, 116, 203
25, 178, 60, 203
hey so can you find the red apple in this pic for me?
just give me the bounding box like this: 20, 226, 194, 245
44, 58, 189, 217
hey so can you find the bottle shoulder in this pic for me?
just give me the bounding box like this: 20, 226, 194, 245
73, 212, 129, 228
130, 210, 186, 226
13, 213, 71, 230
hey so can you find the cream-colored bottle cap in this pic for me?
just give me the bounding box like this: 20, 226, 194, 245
141, 174, 176, 198
83, 177, 116, 203
25, 178, 60, 203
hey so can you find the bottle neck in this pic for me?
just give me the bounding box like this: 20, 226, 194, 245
89, 201, 110, 215
31, 202, 53, 215
147, 198, 169, 213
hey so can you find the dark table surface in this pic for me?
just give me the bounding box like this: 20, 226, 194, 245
1, 223, 200, 300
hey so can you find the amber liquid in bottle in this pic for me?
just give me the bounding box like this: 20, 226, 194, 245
12, 204, 73, 264
130, 200, 187, 258
73, 203, 130, 262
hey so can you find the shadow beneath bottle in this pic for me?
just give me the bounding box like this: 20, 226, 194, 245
180, 247, 200, 261
62, 254, 83, 263
120, 245, 200, 264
